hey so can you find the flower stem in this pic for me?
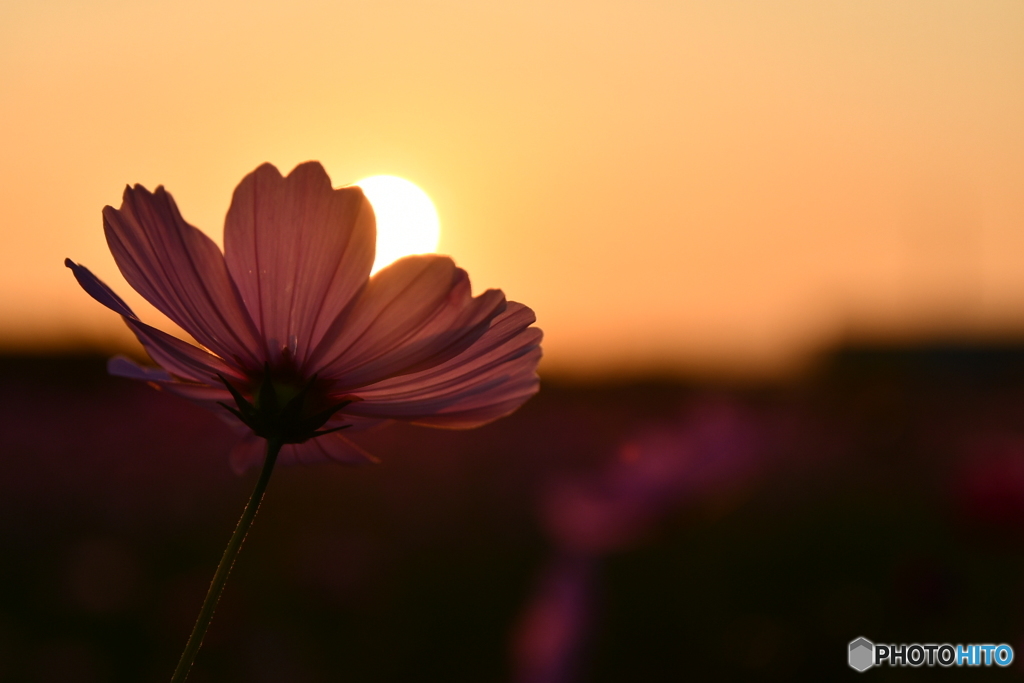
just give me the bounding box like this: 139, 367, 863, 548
170, 438, 283, 683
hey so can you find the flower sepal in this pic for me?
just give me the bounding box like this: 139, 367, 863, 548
217, 365, 355, 444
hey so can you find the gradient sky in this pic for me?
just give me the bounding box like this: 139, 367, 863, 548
3, 0, 1024, 377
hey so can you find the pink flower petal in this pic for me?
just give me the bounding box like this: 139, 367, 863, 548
307, 255, 505, 386
107, 355, 172, 381
125, 318, 247, 383
223, 162, 375, 365
346, 302, 542, 428
109, 355, 234, 406
102, 186, 262, 368
65, 258, 137, 318
111, 346, 236, 423
322, 413, 392, 432
229, 433, 378, 475
67, 260, 245, 384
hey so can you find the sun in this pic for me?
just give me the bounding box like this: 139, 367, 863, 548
354, 175, 441, 274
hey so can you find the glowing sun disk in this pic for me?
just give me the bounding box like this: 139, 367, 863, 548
354, 175, 441, 274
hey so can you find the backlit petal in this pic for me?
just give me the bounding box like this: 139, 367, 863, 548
102, 186, 261, 367
126, 319, 246, 383
67, 260, 245, 384
308, 255, 505, 386
109, 356, 234, 405
345, 302, 542, 428
223, 162, 375, 364
65, 258, 136, 318
108, 355, 172, 381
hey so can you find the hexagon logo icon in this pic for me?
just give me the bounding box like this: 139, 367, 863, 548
849, 637, 874, 672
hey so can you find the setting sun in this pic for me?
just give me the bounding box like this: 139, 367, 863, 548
355, 175, 441, 274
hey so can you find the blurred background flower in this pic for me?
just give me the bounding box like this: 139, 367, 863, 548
512, 401, 777, 682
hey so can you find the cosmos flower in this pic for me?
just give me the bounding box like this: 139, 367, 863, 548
66, 162, 542, 473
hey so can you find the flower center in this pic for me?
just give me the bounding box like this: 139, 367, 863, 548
217, 365, 354, 444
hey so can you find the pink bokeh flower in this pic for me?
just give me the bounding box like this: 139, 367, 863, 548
542, 401, 763, 555
67, 161, 542, 472
512, 402, 768, 683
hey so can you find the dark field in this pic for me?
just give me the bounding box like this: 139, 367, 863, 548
3, 347, 1024, 681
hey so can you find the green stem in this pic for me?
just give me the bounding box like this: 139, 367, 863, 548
170, 438, 282, 683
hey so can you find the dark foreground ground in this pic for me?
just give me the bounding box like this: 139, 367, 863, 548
4, 346, 1024, 682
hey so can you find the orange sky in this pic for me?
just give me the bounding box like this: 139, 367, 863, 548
3, 0, 1024, 377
